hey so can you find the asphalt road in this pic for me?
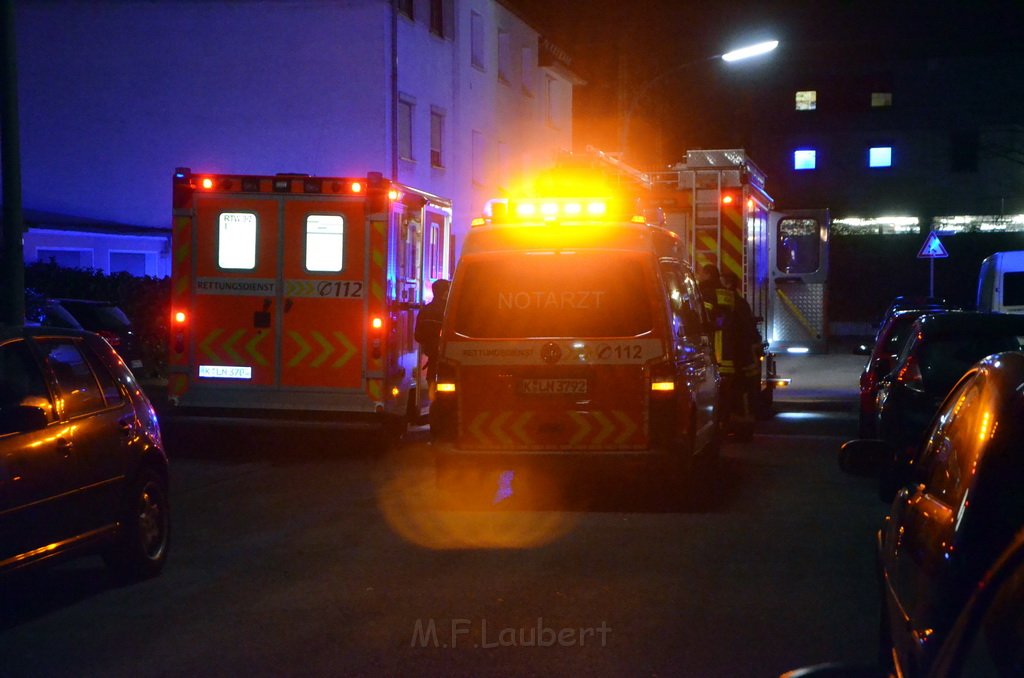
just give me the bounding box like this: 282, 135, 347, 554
0, 353, 887, 677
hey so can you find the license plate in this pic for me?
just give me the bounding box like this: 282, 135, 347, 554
519, 378, 588, 395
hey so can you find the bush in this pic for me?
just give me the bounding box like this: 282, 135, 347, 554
25, 261, 170, 378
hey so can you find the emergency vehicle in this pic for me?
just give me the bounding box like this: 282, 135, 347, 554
586, 147, 831, 405
168, 168, 452, 432
430, 186, 721, 489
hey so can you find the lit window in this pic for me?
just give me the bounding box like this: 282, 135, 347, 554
793, 149, 817, 170
218, 212, 257, 269
305, 215, 344, 272
470, 11, 484, 70
795, 90, 816, 111
521, 46, 534, 95
498, 30, 511, 83
871, 92, 892, 108
398, 97, 413, 161
430, 109, 444, 168
869, 146, 893, 168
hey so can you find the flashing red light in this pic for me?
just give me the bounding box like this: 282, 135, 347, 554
722, 195, 734, 205
174, 311, 187, 324
371, 316, 383, 330
351, 181, 363, 193
201, 177, 214, 189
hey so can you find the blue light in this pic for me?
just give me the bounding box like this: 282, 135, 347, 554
493, 470, 515, 504
869, 146, 892, 168
794, 149, 816, 170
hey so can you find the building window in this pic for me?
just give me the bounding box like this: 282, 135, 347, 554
545, 75, 558, 127
398, 97, 414, 161
871, 92, 892, 108
472, 130, 485, 185
795, 90, 816, 111
951, 130, 979, 172
218, 212, 257, 270
429, 0, 448, 38
110, 252, 147, 276
396, 0, 413, 21
498, 30, 511, 83
521, 46, 534, 95
37, 249, 88, 269
470, 11, 485, 70
305, 214, 345, 272
430, 109, 444, 168
793, 149, 817, 170
868, 146, 893, 168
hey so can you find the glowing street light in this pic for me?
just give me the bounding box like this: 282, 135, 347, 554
620, 39, 779, 161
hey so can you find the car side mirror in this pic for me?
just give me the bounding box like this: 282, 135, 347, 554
0, 405, 50, 435
838, 438, 892, 478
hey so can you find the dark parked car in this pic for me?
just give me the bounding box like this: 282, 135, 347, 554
834, 352, 1024, 677
857, 310, 938, 438
874, 312, 1024, 495
0, 324, 169, 579
25, 295, 144, 372
781, 527, 1024, 678
876, 295, 950, 328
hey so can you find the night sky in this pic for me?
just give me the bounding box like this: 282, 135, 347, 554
506, 0, 1024, 162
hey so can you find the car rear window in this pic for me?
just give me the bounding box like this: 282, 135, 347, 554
59, 301, 131, 331
451, 252, 654, 338
1004, 271, 1024, 307
919, 332, 1024, 389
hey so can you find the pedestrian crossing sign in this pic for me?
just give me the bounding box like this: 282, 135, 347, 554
917, 232, 948, 259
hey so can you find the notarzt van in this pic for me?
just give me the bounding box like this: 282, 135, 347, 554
430, 192, 721, 492
977, 250, 1024, 315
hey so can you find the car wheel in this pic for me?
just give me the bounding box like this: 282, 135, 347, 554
104, 467, 170, 581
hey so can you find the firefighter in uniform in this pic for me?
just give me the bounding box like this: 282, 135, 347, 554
698, 264, 758, 439
414, 278, 450, 382
722, 269, 765, 423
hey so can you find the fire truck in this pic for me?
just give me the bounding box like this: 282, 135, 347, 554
585, 147, 831, 406
167, 168, 452, 432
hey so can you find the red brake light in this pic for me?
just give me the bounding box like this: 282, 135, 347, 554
351, 181, 363, 193
371, 316, 383, 331
201, 177, 214, 189
97, 329, 121, 347
896, 354, 922, 386
722, 195, 734, 205
174, 311, 187, 324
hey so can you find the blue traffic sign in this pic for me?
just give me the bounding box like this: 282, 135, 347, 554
917, 232, 948, 259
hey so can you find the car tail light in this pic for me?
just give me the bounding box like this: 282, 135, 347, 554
97, 329, 121, 347
896, 354, 923, 387
649, 360, 676, 396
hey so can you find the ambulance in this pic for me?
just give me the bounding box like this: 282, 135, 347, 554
168, 168, 452, 433
430, 187, 721, 490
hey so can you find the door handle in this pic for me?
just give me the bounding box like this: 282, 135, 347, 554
118, 415, 134, 436
56, 437, 73, 457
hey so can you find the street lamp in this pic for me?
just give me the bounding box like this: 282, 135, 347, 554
620, 39, 779, 162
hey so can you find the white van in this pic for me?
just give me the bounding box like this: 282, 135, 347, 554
977, 250, 1024, 313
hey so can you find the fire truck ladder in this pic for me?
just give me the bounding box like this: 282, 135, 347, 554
689, 169, 723, 271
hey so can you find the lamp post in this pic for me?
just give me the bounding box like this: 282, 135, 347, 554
619, 39, 778, 163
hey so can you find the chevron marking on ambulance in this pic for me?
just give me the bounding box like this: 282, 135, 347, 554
221, 329, 246, 364
285, 280, 317, 297
310, 331, 335, 367
568, 411, 593, 446
287, 331, 311, 367
591, 411, 616, 445
199, 328, 225, 362
488, 411, 513, 446
245, 332, 269, 366
331, 332, 357, 368
613, 410, 639, 445
509, 412, 533, 445
467, 412, 491, 446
